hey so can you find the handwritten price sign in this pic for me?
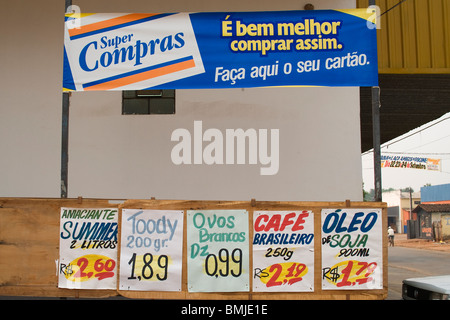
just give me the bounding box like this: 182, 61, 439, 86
323, 260, 378, 288
187, 210, 249, 292
259, 262, 308, 287
252, 211, 314, 292
127, 253, 170, 281
119, 209, 183, 291
321, 209, 382, 290
61, 254, 116, 282
204, 248, 244, 278
58, 207, 118, 289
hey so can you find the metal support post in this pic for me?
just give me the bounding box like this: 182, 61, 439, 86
369, 0, 382, 202
61, 0, 71, 198
61, 92, 69, 198
372, 86, 382, 202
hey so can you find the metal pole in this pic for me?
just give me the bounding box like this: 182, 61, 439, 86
61, 0, 71, 198
409, 187, 413, 218
61, 92, 69, 198
372, 86, 382, 202
369, 0, 382, 202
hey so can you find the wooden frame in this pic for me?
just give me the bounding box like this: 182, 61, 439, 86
0, 197, 387, 300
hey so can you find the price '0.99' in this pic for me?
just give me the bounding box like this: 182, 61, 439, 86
205, 248, 243, 278
127, 253, 170, 281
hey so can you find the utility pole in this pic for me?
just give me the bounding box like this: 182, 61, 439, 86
61, 0, 72, 198
409, 187, 413, 218
372, 86, 382, 201
369, 0, 382, 202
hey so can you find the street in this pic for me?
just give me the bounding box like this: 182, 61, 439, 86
387, 245, 450, 300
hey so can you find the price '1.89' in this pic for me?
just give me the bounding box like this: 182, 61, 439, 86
127, 253, 170, 281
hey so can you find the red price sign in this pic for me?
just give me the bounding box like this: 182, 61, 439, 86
63, 254, 116, 282
323, 260, 377, 287
259, 262, 308, 288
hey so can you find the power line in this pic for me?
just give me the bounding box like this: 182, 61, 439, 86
379, 0, 408, 17
382, 151, 450, 156
403, 134, 450, 153
362, 114, 450, 156
382, 116, 450, 149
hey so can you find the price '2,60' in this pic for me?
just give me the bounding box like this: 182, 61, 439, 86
127, 253, 169, 281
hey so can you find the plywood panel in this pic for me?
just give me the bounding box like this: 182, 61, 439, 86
0, 198, 120, 298
0, 197, 387, 300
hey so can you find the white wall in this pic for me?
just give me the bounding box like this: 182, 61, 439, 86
0, 0, 362, 201
0, 0, 63, 197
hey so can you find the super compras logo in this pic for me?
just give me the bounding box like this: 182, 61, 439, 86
79, 32, 186, 72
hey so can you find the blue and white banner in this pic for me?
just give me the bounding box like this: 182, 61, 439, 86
63, 9, 378, 91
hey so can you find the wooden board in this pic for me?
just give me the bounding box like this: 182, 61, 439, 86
0, 197, 387, 300
0, 197, 119, 298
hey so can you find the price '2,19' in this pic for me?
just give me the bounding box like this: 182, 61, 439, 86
127, 253, 169, 281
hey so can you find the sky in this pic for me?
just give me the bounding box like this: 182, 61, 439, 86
362, 112, 450, 193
